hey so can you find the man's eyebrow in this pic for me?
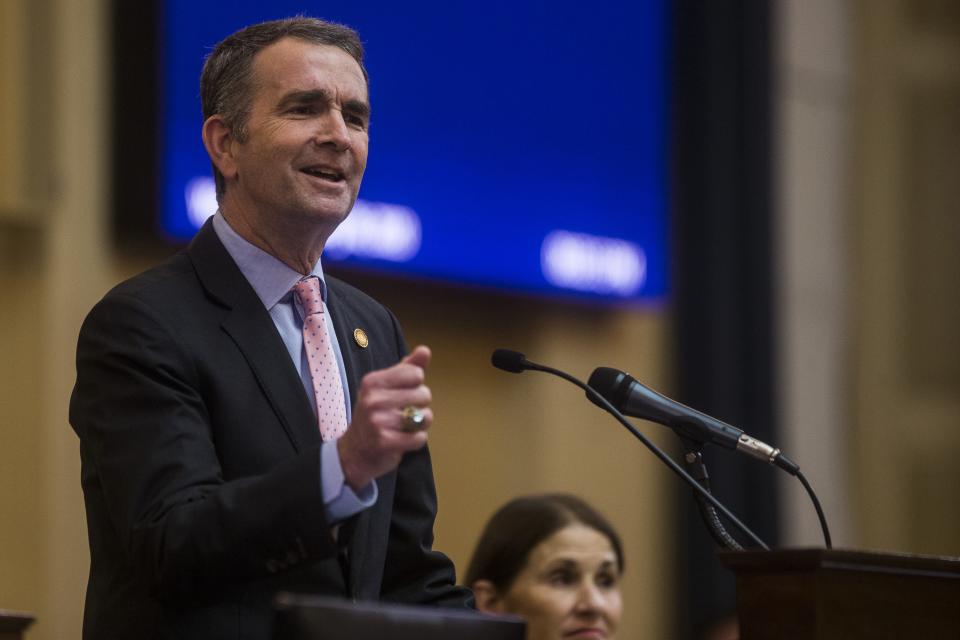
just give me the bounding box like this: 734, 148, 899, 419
276, 89, 331, 110
276, 89, 370, 119
342, 98, 371, 120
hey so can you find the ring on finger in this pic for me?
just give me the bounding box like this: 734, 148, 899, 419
400, 405, 427, 432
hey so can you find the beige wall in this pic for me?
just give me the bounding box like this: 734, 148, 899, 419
775, 0, 856, 547
776, 0, 960, 555
850, 0, 960, 556
2, 0, 113, 636
0, 0, 672, 637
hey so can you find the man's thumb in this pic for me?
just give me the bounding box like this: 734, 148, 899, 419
402, 345, 432, 368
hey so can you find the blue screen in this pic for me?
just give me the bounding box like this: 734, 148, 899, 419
161, 1, 669, 302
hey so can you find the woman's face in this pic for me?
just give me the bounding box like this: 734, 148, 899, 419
499, 523, 622, 640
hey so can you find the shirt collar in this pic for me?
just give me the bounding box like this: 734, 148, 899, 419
211, 211, 328, 309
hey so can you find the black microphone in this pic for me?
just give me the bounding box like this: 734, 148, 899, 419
587, 367, 799, 475
491, 349, 530, 373
491, 348, 771, 550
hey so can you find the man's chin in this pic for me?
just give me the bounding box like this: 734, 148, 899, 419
299, 196, 356, 224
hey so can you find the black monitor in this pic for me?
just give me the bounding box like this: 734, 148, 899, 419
273, 593, 526, 640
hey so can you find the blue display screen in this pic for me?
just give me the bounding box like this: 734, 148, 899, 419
161, 1, 669, 302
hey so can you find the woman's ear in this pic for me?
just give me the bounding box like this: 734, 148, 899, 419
471, 579, 506, 613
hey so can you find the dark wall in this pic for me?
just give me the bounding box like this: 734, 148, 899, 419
111, 0, 162, 248
671, 1, 779, 637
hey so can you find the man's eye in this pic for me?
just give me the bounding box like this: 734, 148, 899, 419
345, 113, 368, 129
288, 106, 315, 115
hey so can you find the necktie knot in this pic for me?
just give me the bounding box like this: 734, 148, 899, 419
294, 277, 324, 317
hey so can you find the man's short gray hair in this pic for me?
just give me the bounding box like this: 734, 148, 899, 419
200, 17, 367, 198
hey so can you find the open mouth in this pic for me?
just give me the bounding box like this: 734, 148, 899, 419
302, 167, 345, 182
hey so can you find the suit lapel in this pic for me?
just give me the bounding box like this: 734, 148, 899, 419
187, 221, 320, 452
325, 279, 384, 594
326, 281, 377, 406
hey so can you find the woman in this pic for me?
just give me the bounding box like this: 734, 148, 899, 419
465, 494, 624, 640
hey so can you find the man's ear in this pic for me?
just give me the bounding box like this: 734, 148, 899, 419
202, 115, 238, 182
472, 580, 506, 614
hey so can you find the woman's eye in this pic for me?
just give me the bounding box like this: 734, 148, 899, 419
548, 570, 576, 586
596, 571, 619, 588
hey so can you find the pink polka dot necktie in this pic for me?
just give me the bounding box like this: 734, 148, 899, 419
294, 277, 348, 442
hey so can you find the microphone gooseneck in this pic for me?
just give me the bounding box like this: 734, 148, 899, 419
588, 365, 831, 548
491, 348, 771, 550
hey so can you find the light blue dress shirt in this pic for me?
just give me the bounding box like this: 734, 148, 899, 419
212, 213, 377, 523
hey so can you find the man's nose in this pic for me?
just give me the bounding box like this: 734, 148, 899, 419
315, 108, 351, 150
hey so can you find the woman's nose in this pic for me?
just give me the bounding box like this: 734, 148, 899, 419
574, 582, 607, 613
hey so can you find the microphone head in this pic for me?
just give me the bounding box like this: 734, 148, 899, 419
491, 349, 529, 373
587, 367, 635, 408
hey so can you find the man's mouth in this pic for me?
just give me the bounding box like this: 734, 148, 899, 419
302, 166, 345, 182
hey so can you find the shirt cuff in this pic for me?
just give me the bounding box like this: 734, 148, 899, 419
320, 439, 378, 523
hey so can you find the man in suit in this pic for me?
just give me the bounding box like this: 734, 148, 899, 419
70, 17, 472, 639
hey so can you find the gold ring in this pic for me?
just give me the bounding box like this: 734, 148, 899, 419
401, 405, 426, 432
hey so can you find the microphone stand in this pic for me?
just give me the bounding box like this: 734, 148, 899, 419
680, 437, 743, 551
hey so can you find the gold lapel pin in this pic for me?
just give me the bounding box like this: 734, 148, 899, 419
353, 328, 369, 348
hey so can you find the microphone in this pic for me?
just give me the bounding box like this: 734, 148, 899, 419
491, 348, 771, 550
587, 367, 799, 475
491, 349, 530, 373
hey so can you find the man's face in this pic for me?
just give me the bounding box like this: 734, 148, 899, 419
223, 38, 370, 234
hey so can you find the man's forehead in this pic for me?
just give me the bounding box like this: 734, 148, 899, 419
250, 38, 367, 100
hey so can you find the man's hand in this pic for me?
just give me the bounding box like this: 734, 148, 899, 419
338, 345, 433, 491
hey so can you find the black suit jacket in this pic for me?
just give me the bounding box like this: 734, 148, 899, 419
70, 221, 470, 639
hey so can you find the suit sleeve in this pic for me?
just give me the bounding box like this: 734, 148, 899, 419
70, 292, 339, 601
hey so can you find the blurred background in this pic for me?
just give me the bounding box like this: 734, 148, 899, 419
1, 0, 958, 638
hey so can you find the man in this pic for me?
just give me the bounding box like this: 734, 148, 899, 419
70, 17, 471, 639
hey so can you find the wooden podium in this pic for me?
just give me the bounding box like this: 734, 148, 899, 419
0, 611, 33, 640
719, 548, 960, 639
